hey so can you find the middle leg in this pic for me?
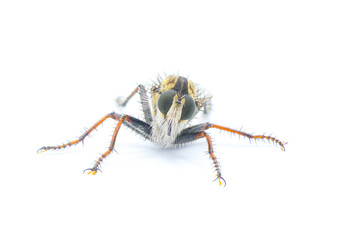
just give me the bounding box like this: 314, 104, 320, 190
37, 112, 120, 153
179, 123, 287, 151
37, 112, 152, 154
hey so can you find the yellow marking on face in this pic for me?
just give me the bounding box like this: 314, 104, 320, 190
161, 75, 179, 93
151, 93, 159, 116
161, 75, 197, 96
151, 75, 198, 117
187, 80, 196, 98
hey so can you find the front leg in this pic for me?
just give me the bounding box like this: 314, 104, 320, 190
82, 114, 152, 174
174, 131, 226, 186
83, 115, 127, 175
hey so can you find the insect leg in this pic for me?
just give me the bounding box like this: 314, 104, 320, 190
116, 85, 153, 124
37, 112, 152, 154
39, 111, 152, 173
174, 131, 226, 186
84, 114, 151, 174
83, 115, 127, 175
206, 123, 287, 151
111, 114, 152, 141
180, 123, 287, 151
178, 123, 209, 135
37, 112, 122, 153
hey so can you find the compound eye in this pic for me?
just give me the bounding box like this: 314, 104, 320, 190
181, 95, 196, 120
158, 90, 177, 115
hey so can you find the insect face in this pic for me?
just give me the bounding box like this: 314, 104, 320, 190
151, 75, 198, 147
158, 90, 196, 120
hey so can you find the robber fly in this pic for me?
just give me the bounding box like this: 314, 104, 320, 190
38, 75, 287, 186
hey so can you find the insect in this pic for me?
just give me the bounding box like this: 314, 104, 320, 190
38, 75, 287, 186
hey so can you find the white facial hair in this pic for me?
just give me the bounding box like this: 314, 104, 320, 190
151, 103, 188, 148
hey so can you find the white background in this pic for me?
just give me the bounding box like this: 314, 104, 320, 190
1, 0, 343, 239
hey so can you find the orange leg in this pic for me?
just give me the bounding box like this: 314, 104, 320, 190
38, 112, 152, 174
175, 123, 287, 186
195, 131, 226, 186
83, 115, 128, 175
206, 124, 287, 151
37, 113, 121, 153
